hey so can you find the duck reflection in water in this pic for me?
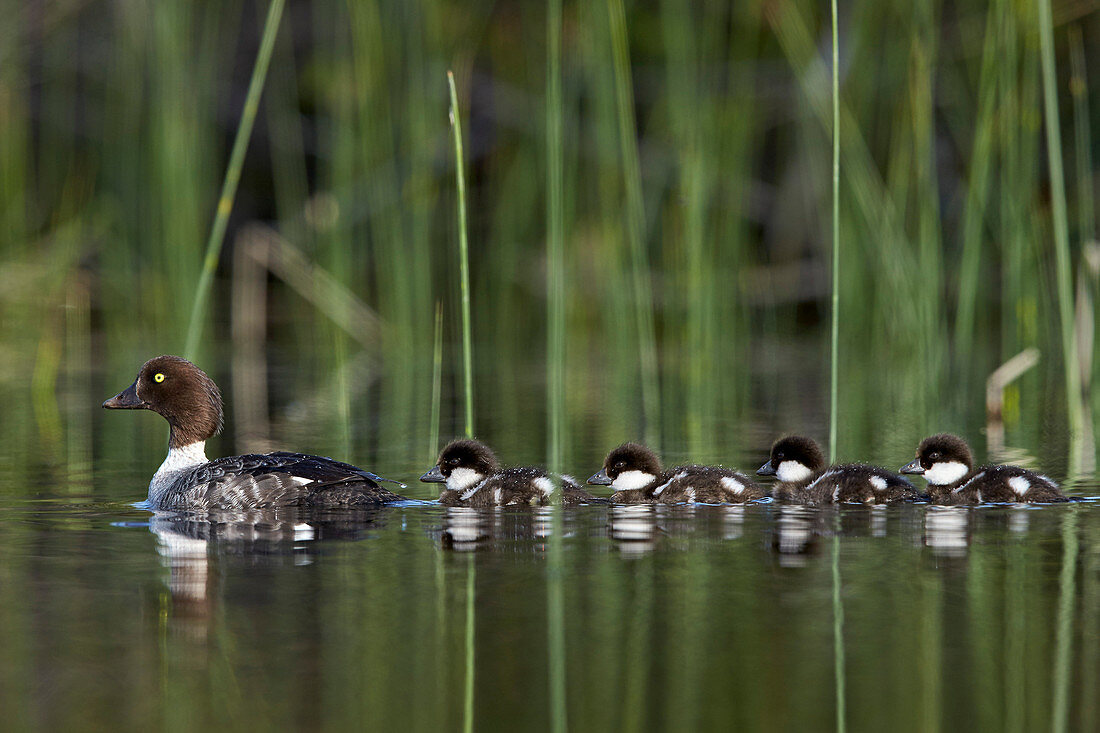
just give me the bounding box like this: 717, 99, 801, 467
149, 508, 392, 637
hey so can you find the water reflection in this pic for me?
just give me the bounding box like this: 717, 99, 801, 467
608, 505, 658, 556
721, 505, 745, 540
774, 506, 823, 565
1007, 507, 1031, 533
440, 507, 494, 551
437, 506, 594, 552
149, 508, 392, 635
924, 506, 970, 557
2, 493, 1096, 730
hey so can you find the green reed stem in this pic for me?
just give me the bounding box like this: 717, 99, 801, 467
1038, 0, 1085, 473
546, 4, 568, 732
448, 71, 475, 439
1068, 24, 1097, 473
464, 554, 476, 733
954, 0, 1001, 360
547, 0, 566, 482
429, 301, 444, 463
1051, 507, 1079, 733
1069, 26, 1095, 245
827, 0, 840, 463
183, 0, 284, 359
607, 0, 660, 447
831, 526, 847, 733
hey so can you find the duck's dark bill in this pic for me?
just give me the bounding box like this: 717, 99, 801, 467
756, 461, 776, 476
900, 460, 925, 475
420, 466, 446, 483
587, 469, 612, 485
102, 382, 147, 410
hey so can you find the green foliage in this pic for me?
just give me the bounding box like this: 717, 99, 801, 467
0, 0, 1095, 479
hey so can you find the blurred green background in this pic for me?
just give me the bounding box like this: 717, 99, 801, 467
2, 5, 1099, 733
3, 0, 1100, 492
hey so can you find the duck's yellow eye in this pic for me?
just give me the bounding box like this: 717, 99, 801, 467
153, 373, 165, 383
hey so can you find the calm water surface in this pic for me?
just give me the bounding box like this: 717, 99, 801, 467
1, 467, 1098, 732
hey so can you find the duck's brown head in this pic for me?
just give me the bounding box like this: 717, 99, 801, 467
103, 355, 223, 448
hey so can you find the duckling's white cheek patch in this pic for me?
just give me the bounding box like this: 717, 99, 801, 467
720, 476, 745, 495
1008, 476, 1030, 496
448, 467, 484, 494
776, 461, 813, 484
611, 470, 656, 491
923, 461, 968, 486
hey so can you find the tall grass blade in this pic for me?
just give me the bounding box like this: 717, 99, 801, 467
464, 555, 476, 733
1050, 507, 1079, 733
828, 0, 840, 463
1069, 25, 1095, 247
1037, 0, 1086, 474
429, 301, 444, 464
954, 0, 1002, 360
448, 70, 475, 439
547, 0, 567, 481
607, 0, 660, 447
183, 0, 285, 359
831, 526, 846, 732
546, 3, 568, 731
1069, 24, 1097, 471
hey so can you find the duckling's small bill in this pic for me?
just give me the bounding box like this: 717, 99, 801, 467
756, 460, 776, 476
900, 460, 924, 475
420, 466, 446, 483
587, 469, 612, 485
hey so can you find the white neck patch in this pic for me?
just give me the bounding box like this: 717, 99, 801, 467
923, 461, 969, 486
611, 470, 656, 492
155, 442, 207, 479
150, 442, 208, 497
447, 467, 485, 494
776, 460, 813, 484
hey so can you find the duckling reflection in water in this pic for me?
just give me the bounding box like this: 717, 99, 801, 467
437, 507, 585, 552
588, 443, 765, 504
923, 506, 970, 557
608, 505, 660, 556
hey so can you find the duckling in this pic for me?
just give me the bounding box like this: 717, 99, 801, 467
900, 433, 1065, 504
757, 435, 921, 505
587, 443, 765, 504
420, 439, 602, 506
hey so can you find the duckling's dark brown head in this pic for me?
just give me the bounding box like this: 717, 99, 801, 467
588, 443, 661, 490
757, 435, 825, 482
103, 355, 223, 448
901, 433, 973, 485
421, 439, 500, 492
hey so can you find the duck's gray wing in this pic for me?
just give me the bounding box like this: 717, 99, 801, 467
166, 453, 406, 510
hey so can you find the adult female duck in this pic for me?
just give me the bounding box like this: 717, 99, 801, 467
103, 355, 406, 510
